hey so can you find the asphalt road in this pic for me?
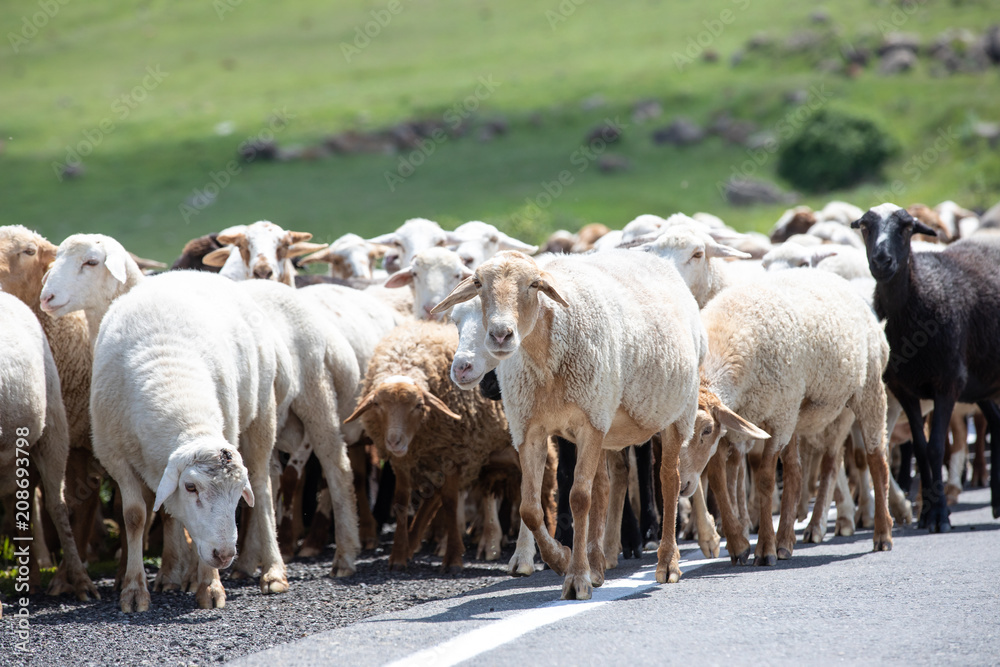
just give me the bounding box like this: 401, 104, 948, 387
232, 487, 1000, 667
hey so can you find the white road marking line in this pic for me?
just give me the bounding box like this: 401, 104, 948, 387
387, 502, 844, 667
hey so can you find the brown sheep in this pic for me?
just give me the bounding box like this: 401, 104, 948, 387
344, 321, 514, 571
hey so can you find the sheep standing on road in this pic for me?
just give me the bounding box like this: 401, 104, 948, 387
0, 293, 99, 603
852, 204, 1000, 529
434, 249, 705, 599
90, 271, 290, 611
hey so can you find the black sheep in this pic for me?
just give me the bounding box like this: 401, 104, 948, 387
853, 204, 1000, 531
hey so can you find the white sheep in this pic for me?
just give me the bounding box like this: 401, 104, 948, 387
298, 233, 391, 281
384, 247, 472, 320
449, 221, 539, 268
434, 249, 706, 599
91, 271, 290, 612
676, 269, 893, 566
805, 220, 865, 249
0, 293, 99, 602
367, 218, 469, 268
202, 220, 327, 285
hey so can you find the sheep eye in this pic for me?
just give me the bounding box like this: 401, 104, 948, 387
473, 279, 481, 289
529, 280, 540, 289
184, 482, 197, 493
702, 426, 713, 437
84, 259, 99, 267
24, 247, 36, 256
691, 251, 704, 260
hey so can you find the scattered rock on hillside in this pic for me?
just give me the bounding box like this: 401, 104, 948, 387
708, 113, 757, 145
878, 32, 921, 56
973, 121, 1000, 146
597, 154, 630, 173
631, 99, 663, 124
809, 9, 831, 24
651, 118, 705, 147
239, 138, 279, 162
985, 25, 1000, 64
723, 178, 796, 206
586, 120, 623, 145
879, 48, 917, 75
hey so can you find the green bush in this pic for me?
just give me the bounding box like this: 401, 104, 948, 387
778, 109, 897, 192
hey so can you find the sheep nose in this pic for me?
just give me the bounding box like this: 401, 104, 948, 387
491, 328, 512, 345
679, 480, 692, 497
423, 305, 435, 317
454, 360, 473, 380
212, 548, 235, 565
386, 433, 401, 448
253, 265, 273, 280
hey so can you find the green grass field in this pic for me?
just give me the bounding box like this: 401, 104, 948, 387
2, 0, 998, 260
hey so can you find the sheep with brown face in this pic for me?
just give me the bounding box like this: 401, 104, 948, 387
202, 221, 326, 285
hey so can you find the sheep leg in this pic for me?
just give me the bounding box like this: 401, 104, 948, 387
388, 465, 413, 570
348, 440, 379, 549
194, 559, 226, 609
834, 453, 856, 537
912, 395, 955, 533
542, 440, 559, 536
797, 444, 815, 522
946, 412, 968, 505
977, 400, 1000, 519
588, 450, 610, 587
654, 423, 683, 584
153, 513, 192, 592
803, 450, 836, 544
408, 492, 443, 558
114, 469, 151, 613
851, 423, 876, 529
304, 414, 361, 578
560, 426, 604, 601
634, 441, 660, 548
65, 447, 103, 564
298, 481, 331, 558
709, 449, 749, 564
553, 437, 575, 548
603, 449, 627, 570
746, 446, 763, 534
851, 381, 894, 550
240, 408, 288, 594
752, 438, 781, 566
439, 475, 464, 572
518, 428, 571, 577
476, 493, 502, 562
775, 435, 801, 560
691, 478, 721, 558
507, 519, 537, 576
276, 450, 307, 562
971, 411, 988, 488
726, 448, 751, 541
34, 429, 99, 602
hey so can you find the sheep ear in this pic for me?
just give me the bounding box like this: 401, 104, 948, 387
299, 247, 332, 265
153, 460, 182, 513
241, 479, 255, 508
383, 267, 415, 288
496, 234, 539, 254
343, 391, 377, 424
431, 276, 478, 314
713, 404, 769, 441
912, 221, 938, 237
809, 247, 841, 267
850, 218, 862, 229
287, 241, 327, 259
370, 243, 393, 259
202, 247, 233, 268
286, 231, 313, 244
215, 232, 245, 247
423, 389, 461, 420
705, 240, 751, 260
538, 272, 569, 308
104, 247, 129, 284
367, 232, 399, 246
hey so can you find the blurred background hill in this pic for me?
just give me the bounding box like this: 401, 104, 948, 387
1, 0, 998, 260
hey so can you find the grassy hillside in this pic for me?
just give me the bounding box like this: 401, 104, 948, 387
1, 0, 998, 259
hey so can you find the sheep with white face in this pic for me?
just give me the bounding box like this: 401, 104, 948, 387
299, 233, 390, 281
449, 221, 538, 269
384, 247, 472, 321
367, 218, 469, 269
203, 221, 326, 285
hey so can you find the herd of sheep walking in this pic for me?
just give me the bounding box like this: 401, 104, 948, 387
1, 197, 998, 613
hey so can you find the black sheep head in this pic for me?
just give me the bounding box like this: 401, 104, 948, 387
851, 203, 939, 281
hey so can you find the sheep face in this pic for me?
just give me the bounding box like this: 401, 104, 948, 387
300, 233, 386, 280
213, 221, 322, 284
851, 204, 939, 282
451, 221, 538, 269
40, 234, 130, 317
152, 443, 254, 570
343, 377, 460, 457
0, 225, 57, 303
638, 228, 748, 298
384, 247, 471, 320
450, 298, 498, 389
368, 218, 467, 268
678, 386, 769, 496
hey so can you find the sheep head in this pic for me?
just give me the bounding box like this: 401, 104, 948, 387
40, 233, 134, 318
384, 247, 472, 321
449, 297, 499, 389
431, 251, 568, 360
299, 233, 389, 280
851, 204, 938, 282
343, 375, 460, 457
0, 225, 58, 306
636, 227, 748, 306
211, 221, 326, 285
367, 218, 468, 268
678, 383, 769, 497
152, 441, 254, 570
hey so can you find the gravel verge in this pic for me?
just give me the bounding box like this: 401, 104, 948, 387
0, 534, 521, 666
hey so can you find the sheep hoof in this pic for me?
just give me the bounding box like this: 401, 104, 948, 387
945, 484, 962, 506
802, 526, 823, 544
754, 553, 777, 567
777, 547, 792, 560
730, 546, 751, 566
872, 536, 893, 552
993, 506, 1000, 520
157, 583, 181, 593
835, 517, 854, 537
561, 574, 593, 600
228, 568, 252, 581
440, 563, 463, 575
920, 504, 952, 534
507, 553, 535, 577
260, 570, 289, 594
297, 545, 322, 559
196, 582, 226, 609
699, 533, 722, 559
119, 585, 150, 613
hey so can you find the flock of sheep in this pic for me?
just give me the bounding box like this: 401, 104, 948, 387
0, 197, 998, 614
